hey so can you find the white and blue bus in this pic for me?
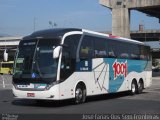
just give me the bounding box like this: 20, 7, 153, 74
12, 28, 152, 103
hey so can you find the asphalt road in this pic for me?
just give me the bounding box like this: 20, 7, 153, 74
0, 76, 160, 120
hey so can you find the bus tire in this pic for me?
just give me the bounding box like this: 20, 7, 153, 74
75, 84, 86, 104
138, 80, 144, 94
36, 100, 47, 105
130, 80, 138, 95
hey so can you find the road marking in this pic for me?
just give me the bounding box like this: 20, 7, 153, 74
1, 75, 6, 88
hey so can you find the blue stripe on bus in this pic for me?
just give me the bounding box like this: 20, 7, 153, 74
76, 60, 92, 72
76, 58, 147, 93
103, 58, 147, 93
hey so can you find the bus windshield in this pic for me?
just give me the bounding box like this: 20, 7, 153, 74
13, 38, 61, 83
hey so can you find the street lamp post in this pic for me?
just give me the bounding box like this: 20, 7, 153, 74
49, 21, 53, 28
49, 21, 57, 28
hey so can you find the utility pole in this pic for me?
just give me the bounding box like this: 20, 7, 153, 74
33, 17, 36, 32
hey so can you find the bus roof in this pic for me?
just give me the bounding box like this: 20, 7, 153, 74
23, 28, 147, 46
82, 29, 146, 46
23, 28, 82, 40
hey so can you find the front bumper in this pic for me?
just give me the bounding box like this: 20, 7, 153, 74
12, 85, 60, 100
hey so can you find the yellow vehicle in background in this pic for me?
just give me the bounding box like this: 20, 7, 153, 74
0, 61, 14, 74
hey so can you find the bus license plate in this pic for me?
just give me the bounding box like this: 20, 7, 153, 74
27, 93, 35, 97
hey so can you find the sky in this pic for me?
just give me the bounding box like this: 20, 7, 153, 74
0, 0, 160, 36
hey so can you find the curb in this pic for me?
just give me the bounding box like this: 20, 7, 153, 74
152, 77, 160, 80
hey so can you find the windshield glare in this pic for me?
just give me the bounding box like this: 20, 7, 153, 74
13, 38, 61, 83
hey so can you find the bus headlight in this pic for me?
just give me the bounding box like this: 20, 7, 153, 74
45, 81, 58, 90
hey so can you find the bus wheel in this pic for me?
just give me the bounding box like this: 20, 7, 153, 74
131, 81, 138, 95
75, 85, 86, 104
138, 80, 143, 94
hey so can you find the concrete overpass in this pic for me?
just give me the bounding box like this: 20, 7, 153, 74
131, 30, 160, 60
0, 36, 22, 61
0, 36, 22, 49
131, 29, 160, 42
99, 0, 160, 38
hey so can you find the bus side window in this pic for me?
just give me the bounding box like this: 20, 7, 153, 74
94, 37, 108, 58
80, 46, 91, 58
118, 42, 129, 59
130, 44, 140, 60
108, 51, 116, 58
60, 34, 81, 80
120, 53, 129, 59
108, 40, 117, 58
80, 36, 94, 59
140, 45, 149, 60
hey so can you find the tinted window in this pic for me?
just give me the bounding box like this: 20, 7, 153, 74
80, 35, 94, 59
60, 34, 81, 80
129, 44, 140, 60
94, 37, 108, 58
108, 39, 141, 60
79, 35, 150, 61
118, 42, 130, 59
140, 45, 150, 60
107, 40, 119, 58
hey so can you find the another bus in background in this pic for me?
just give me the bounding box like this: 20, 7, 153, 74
0, 61, 14, 75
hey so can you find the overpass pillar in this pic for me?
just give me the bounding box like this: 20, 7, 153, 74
100, 0, 160, 39
112, 7, 130, 38
100, 0, 131, 38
